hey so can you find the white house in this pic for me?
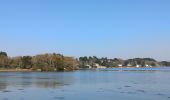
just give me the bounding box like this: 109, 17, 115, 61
127, 64, 132, 67
145, 64, 152, 67
93, 63, 106, 68
136, 65, 141, 68
85, 64, 92, 69
118, 64, 123, 67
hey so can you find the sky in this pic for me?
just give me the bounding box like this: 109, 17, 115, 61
0, 0, 170, 61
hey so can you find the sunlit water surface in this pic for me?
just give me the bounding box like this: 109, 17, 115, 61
0, 67, 170, 100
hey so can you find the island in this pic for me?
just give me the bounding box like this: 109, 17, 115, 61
0, 51, 170, 72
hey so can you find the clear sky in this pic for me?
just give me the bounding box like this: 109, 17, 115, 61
0, 0, 170, 61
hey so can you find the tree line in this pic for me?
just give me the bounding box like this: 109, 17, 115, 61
0, 51, 79, 71
79, 56, 170, 68
1, 51, 170, 71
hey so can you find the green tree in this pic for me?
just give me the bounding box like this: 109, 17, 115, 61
0, 51, 9, 68
21, 56, 32, 69
0, 51, 7, 57
0, 55, 9, 68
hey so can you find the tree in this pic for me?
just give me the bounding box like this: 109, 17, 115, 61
0, 55, 9, 68
64, 57, 79, 70
160, 61, 170, 66
31, 54, 50, 71
10, 56, 22, 68
21, 56, 32, 69
79, 56, 88, 65
0, 51, 9, 68
52, 53, 64, 71
31, 53, 65, 71
0, 51, 7, 57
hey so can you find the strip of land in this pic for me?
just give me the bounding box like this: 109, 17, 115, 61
0, 51, 170, 72
0, 69, 33, 72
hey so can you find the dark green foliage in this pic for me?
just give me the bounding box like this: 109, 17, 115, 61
0, 51, 7, 57
160, 61, 170, 66
0, 52, 8, 68
79, 57, 166, 68
79, 56, 124, 68
21, 56, 32, 69
143, 58, 156, 62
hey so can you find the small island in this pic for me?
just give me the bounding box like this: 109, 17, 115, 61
0, 51, 170, 72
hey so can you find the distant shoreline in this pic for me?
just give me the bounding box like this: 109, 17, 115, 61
0, 69, 33, 72
0, 67, 169, 72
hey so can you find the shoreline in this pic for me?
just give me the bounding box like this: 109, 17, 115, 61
0, 69, 33, 72
0, 67, 169, 72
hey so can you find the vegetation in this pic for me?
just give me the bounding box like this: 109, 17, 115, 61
79, 56, 170, 68
0, 51, 170, 71
160, 61, 170, 66
0, 51, 79, 71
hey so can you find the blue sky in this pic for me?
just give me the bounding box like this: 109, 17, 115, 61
0, 0, 170, 61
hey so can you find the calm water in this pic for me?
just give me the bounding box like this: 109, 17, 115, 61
0, 67, 170, 100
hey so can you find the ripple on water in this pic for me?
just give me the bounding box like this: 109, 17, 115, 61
60, 89, 65, 92
126, 91, 136, 94
155, 93, 166, 96
53, 96, 65, 100
18, 89, 24, 91
136, 90, 146, 93
124, 85, 131, 88
49, 90, 55, 93
19, 97, 25, 100
117, 87, 122, 90
154, 93, 170, 100
120, 91, 125, 94
2, 90, 12, 93
133, 82, 138, 84
120, 91, 136, 94
96, 88, 104, 92
96, 90, 104, 92
2, 98, 9, 100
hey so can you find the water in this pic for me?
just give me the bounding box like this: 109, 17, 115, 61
0, 67, 170, 100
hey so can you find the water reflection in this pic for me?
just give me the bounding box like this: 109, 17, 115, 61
0, 82, 7, 91
0, 69, 170, 100
0, 72, 75, 91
